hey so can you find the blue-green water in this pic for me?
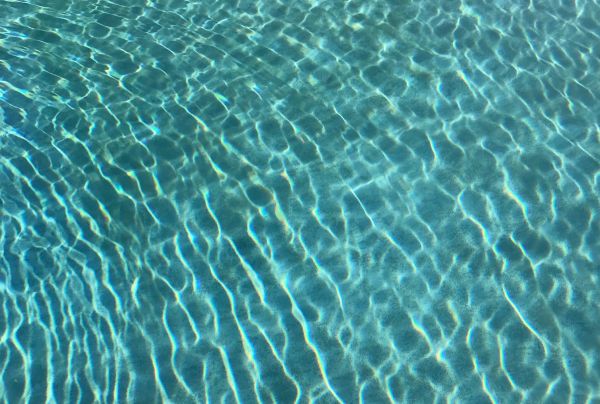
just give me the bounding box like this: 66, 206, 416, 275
1, 0, 599, 402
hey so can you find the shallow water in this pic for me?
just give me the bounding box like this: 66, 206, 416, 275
1, 0, 599, 402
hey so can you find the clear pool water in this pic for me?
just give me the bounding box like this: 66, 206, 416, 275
1, 0, 599, 402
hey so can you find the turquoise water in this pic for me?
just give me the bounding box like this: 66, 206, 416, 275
1, 0, 599, 402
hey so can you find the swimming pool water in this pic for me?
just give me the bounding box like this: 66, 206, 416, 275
1, 0, 599, 402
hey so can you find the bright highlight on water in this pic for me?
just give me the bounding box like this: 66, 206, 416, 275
1, 0, 599, 402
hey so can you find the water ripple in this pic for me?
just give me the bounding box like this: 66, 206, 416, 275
1, 0, 600, 402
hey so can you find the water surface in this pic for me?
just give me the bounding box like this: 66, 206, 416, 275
1, 0, 599, 402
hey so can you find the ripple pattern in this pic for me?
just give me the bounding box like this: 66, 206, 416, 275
1, 0, 599, 402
